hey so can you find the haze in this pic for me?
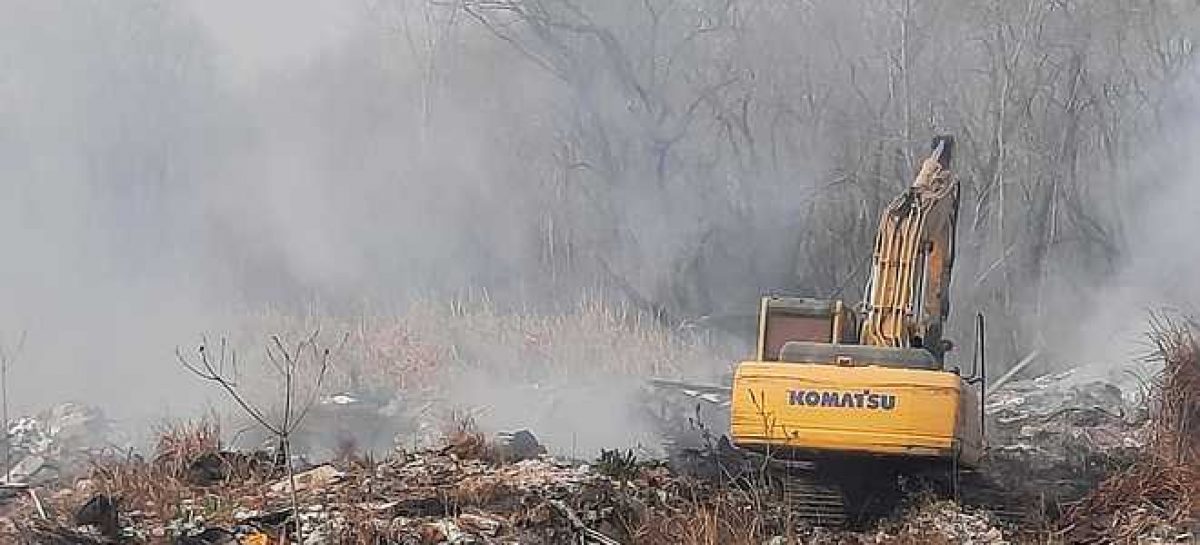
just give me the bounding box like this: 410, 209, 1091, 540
2, 0, 1199, 451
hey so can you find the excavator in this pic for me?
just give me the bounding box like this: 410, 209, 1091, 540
652, 135, 995, 525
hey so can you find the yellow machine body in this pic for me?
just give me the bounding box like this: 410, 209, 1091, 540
730, 360, 982, 465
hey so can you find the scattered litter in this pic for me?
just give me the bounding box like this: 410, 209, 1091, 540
871, 500, 1009, 544
1, 326, 1196, 544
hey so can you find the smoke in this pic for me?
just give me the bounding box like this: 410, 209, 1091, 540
1047, 67, 1200, 371
0, 0, 727, 452
2, 0, 1199, 456
0, 1, 385, 421
0, 1, 235, 421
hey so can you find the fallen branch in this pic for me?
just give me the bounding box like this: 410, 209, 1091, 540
986, 350, 1039, 397
549, 499, 623, 545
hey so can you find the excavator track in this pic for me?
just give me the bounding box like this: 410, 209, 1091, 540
776, 469, 849, 528
774, 461, 1032, 529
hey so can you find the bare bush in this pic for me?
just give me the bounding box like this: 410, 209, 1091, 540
176, 333, 345, 541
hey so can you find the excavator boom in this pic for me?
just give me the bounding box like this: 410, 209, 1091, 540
861, 136, 960, 359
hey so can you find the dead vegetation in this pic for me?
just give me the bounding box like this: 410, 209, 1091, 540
1060, 315, 1200, 543
3, 307, 1198, 543
341, 297, 726, 390
80, 420, 276, 521
627, 486, 777, 545
151, 418, 221, 474
438, 412, 492, 464
8, 417, 796, 544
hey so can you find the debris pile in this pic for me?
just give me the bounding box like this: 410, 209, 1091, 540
3, 425, 1026, 544
984, 368, 1148, 506
1059, 317, 1200, 543
5, 427, 769, 544
4, 315, 1199, 542
2, 403, 118, 487
866, 501, 1008, 545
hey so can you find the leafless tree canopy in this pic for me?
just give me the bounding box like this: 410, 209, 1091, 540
4, 0, 1199, 377
428, 0, 1200, 363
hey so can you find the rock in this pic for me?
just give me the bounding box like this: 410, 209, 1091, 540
74, 494, 120, 539
420, 520, 464, 544
492, 430, 546, 463
457, 513, 502, 536
174, 528, 237, 544
4, 454, 45, 483
268, 464, 344, 494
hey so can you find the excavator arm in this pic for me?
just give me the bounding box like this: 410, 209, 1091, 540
860, 136, 960, 361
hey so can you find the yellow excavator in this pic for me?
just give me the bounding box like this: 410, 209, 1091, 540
653, 135, 992, 525
731, 135, 983, 465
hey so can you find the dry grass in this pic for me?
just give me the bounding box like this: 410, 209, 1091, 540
439, 411, 493, 462
632, 502, 768, 545
1060, 314, 1200, 543
338, 295, 727, 392
152, 417, 221, 472
625, 478, 783, 545
39, 420, 275, 528
203, 296, 729, 459
1148, 315, 1200, 466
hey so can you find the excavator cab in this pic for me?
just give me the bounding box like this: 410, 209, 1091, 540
755, 296, 940, 370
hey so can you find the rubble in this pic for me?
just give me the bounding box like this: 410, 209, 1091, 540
267, 465, 344, 495
74, 495, 120, 540
491, 430, 546, 463
0, 422, 823, 544
864, 501, 1008, 545
1058, 317, 1200, 544
3, 402, 120, 488
982, 367, 1149, 508
2, 324, 1196, 543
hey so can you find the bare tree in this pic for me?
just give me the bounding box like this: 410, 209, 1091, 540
371, 0, 1200, 367
177, 333, 344, 541
0, 331, 26, 484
